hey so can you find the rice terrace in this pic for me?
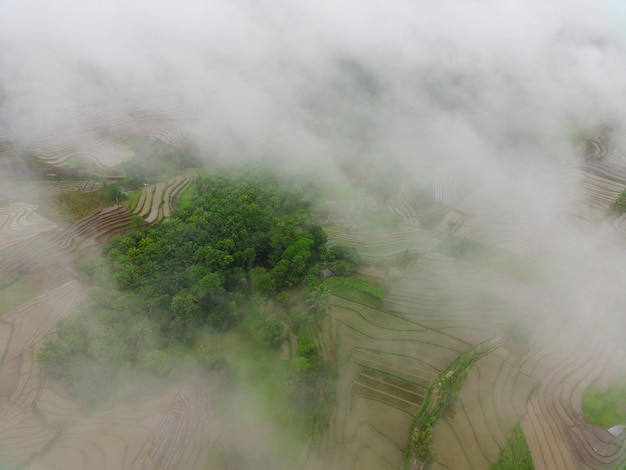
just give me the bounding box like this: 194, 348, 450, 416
2, 1, 626, 469
0, 98, 623, 470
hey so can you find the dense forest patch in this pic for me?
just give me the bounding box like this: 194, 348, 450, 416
39, 166, 358, 435
104, 166, 326, 337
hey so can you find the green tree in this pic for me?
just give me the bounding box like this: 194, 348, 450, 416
103, 183, 127, 204
38, 339, 71, 378
170, 291, 200, 336
145, 349, 173, 376
306, 282, 331, 317
130, 214, 145, 230
261, 319, 284, 348
292, 356, 311, 372
249, 267, 276, 297
328, 244, 361, 265
290, 307, 307, 325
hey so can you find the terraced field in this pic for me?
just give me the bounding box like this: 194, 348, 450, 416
7, 102, 195, 169
0, 281, 89, 467
46, 179, 102, 193
0, 205, 135, 281
128, 380, 215, 470
0, 188, 212, 470
559, 168, 624, 222
519, 320, 626, 470
1, 116, 626, 470
303, 235, 542, 470
302, 296, 464, 470
0, 104, 219, 469
316, 161, 626, 470
341, 256, 544, 469
125, 172, 196, 223
0, 202, 58, 251
324, 224, 441, 262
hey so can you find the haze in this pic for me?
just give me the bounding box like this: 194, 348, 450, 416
1, 0, 626, 469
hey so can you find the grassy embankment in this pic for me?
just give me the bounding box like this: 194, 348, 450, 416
490, 424, 534, 470
404, 339, 501, 470
11, 155, 117, 223
437, 236, 545, 282
324, 275, 385, 308
583, 380, 626, 428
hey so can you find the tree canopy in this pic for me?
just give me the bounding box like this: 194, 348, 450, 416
105, 167, 326, 340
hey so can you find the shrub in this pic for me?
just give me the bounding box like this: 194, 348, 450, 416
490, 424, 534, 469
327, 245, 362, 265
261, 320, 285, 348
38, 339, 72, 378
613, 190, 626, 212
145, 349, 173, 376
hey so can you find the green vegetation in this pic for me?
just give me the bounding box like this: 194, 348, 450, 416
437, 236, 543, 282
583, 379, 626, 427
289, 323, 336, 434
64, 154, 96, 171
325, 276, 385, 306
103, 182, 127, 204
404, 340, 500, 470
202, 329, 314, 468
317, 183, 402, 230
26, 141, 203, 222
40, 166, 341, 432
119, 139, 201, 187
121, 188, 142, 211
490, 424, 534, 470
53, 187, 119, 220
105, 166, 326, 337
176, 179, 198, 210
38, 289, 164, 406
612, 190, 626, 213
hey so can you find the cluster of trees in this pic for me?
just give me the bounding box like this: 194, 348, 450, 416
40, 167, 337, 405
289, 318, 336, 434
286, 280, 341, 432
102, 182, 128, 204
40, 166, 375, 436
38, 289, 161, 405
104, 167, 327, 340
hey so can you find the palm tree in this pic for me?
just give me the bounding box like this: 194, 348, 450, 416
306, 282, 331, 317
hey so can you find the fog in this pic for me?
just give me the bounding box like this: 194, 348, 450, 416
2, 0, 626, 172
1, 0, 626, 469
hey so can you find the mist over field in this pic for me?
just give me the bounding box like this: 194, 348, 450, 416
1, 1, 626, 469
1, 0, 625, 170
1, 0, 625, 312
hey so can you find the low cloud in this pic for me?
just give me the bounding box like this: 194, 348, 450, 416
0, 0, 624, 173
